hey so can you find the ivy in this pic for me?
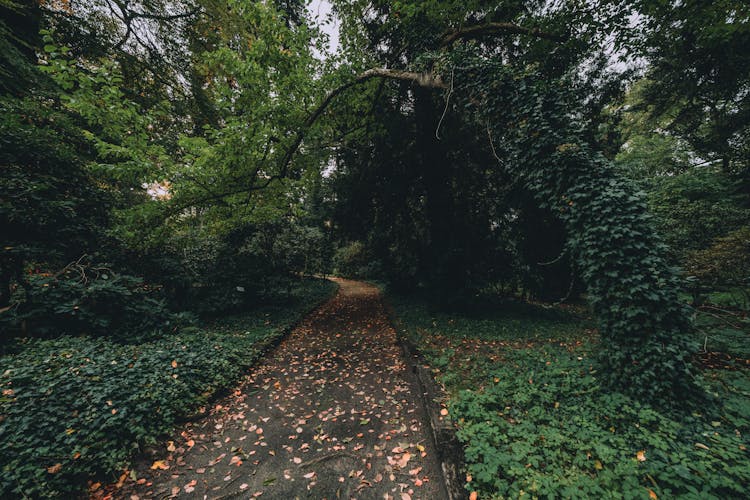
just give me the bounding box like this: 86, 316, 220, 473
450, 52, 699, 402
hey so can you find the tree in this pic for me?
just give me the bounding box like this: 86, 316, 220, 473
306, 0, 699, 401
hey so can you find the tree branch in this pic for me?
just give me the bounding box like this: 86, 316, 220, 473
277, 68, 445, 174
169, 68, 445, 212
442, 22, 567, 46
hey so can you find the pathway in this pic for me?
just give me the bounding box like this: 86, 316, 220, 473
119, 278, 448, 500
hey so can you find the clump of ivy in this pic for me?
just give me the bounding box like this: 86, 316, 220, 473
451, 51, 698, 402
452, 348, 749, 499
389, 294, 750, 499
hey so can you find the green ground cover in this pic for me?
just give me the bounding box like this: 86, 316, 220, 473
0, 278, 337, 498
389, 294, 750, 499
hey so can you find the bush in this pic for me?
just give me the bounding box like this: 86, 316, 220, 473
1, 257, 191, 342
0, 278, 336, 497
333, 241, 381, 279
685, 227, 750, 306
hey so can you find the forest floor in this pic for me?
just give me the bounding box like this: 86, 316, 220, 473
118, 279, 448, 500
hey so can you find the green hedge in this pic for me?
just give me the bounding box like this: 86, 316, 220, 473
0, 279, 337, 498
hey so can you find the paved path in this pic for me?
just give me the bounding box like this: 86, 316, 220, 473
120, 279, 447, 500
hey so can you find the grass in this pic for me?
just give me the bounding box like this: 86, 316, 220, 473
0, 278, 337, 498
388, 292, 750, 499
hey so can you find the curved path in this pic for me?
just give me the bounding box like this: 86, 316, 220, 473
120, 279, 447, 500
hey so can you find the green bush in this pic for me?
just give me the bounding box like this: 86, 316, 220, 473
333, 241, 382, 279
0, 278, 336, 497
685, 227, 750, 306
1, 258, 191, 342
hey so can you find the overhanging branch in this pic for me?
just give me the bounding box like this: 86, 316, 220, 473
277, 68, 446, 173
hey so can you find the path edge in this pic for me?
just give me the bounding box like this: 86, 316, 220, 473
381, 295, 467, 500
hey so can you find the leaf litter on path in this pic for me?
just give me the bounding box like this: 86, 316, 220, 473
113, 279, 447, 499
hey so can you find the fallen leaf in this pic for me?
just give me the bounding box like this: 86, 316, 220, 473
47, 463, 62, 474
150, 460, 169, 470
240, 483, 249, 491
469, 492, 478, 500
186, 439, 195, 449
303, 472, 316, 479
167, 441, 176, 452
636, 450, 646, 462
396, 452, 411, 468
184, 479, 197, 493
439, 408, 449, 416
648, 489, 658, 499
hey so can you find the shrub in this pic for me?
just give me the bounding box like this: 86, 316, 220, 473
685, 227, 750, 306
1, 257, 191, 342
333, 241, 381, 279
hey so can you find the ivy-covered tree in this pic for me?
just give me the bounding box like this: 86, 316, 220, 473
311, 0, 700, 401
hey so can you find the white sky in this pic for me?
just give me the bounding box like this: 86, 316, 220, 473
306, 0, 341, 56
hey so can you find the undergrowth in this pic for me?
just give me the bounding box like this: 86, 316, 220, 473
389, 294, 750, 499
0, 278, 337, 498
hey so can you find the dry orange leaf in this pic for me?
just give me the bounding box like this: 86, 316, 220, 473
636, 450, 646, 462
469, 492, 478, 500
47, 463, 62, 474
396, 451, 411, 468
171, 360, 177, 368
648, 489, 658, 499
439, 408, 449, 416
186, 439, 195, 449
150, 460, 169, 470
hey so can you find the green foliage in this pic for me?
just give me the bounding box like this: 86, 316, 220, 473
644, 169, 750, 261
1, 257, 190, 342
333, 241, 381, 279
0, 98, 109, 263
454, 54, 698, 401
613, 0, 750, 172
390, 294, 750, 499
453, 350, 749, 499
0, 278, 336, 498
685, 227, 750, 308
